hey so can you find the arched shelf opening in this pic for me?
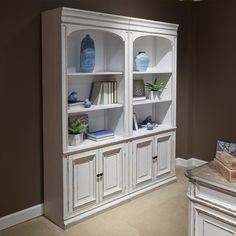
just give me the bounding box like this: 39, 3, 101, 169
67, 29, 124, 74
133, 35, 173, 73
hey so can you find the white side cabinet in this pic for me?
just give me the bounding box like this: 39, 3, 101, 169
186, 163, 236, 236
42, 7, 178, 228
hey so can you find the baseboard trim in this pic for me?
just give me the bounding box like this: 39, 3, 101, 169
0, 204, 43, 231
176, 158, 208, 167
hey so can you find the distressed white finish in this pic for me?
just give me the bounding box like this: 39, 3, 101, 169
155, 133, 172, 176
68, 150, 98, 213
132, 137, 154, 187
186, 163, 236, 236
42, 7, 178, 228
100, 144, 125, 200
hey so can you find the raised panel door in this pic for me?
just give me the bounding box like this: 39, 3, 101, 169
195, 211, 236, 236
132, 137, 153, 187
68, 150, 99, 212
100, 144, 125, 200
154, 133, 172, 177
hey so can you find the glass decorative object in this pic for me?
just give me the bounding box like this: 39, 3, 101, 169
80, 34, 95, 72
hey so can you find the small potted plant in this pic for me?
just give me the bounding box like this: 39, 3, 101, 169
145, 78, 165, 100
68, 119, 87, 146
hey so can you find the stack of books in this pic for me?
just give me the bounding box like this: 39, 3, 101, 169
89, 81, 117, 105
214, 149, 236, 183
87, 129, 114, 142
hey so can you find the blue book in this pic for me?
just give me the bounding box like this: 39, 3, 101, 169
88, 130, 114, 138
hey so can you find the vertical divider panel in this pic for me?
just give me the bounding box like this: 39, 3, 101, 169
62, 24, 68, 152
128, 31, 134, 137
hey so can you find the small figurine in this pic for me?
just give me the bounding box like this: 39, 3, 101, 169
147, 122, 155, 130
84, 99, 92, 108
68, 91, 79, 103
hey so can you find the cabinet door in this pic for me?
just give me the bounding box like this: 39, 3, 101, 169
154, 133, 172, 177
195, 211, 236, 236
132, 137, 154, 187
100, 144, 125, 200
68, 150, 99, 212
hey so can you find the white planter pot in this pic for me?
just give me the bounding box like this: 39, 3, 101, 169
149, 91, 161, 100
68, 133, 84, 146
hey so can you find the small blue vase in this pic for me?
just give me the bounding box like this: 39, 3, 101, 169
80, 34, 95, 72
134, 51, 149, 72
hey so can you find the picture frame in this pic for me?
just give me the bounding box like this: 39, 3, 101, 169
133, 79, 146, 100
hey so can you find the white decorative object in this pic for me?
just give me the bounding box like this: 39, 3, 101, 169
42, 7, 178, 229
68, 133, 83, 146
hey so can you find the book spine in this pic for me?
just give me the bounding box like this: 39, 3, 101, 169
103, 82, 109, 105
89, 82, 94, 101
114, 81, 117, 103
97, 82, 103, 105
111, 82, 114, 104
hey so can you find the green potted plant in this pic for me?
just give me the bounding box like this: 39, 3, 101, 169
145, 78, 165, 100
68, 119, 87, 146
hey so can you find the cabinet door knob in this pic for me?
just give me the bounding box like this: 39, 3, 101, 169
152, 156, 158, 160
96, 173, 104, 178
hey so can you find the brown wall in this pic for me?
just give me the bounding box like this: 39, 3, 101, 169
0, 0, 193, 217
192, 0, 236, 161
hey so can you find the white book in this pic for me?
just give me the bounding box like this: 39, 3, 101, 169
114, 81, 117, 103
103, 82, 109, 105
111, 82, 114, 104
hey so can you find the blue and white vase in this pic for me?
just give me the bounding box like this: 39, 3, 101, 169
134, 51, 149, 72
80, 34, 95, 72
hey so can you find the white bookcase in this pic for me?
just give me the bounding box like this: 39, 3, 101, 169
42, 7, 178, 229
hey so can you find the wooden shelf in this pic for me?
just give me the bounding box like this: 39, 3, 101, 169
133, 98, 172, 106
67, 71, 123, 76
68, 103, 123, 114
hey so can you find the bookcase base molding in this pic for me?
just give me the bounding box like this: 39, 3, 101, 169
42, 7, 178, 229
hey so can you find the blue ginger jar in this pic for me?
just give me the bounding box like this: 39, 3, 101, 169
80, 34, 95, 72
134, 51, 149, 72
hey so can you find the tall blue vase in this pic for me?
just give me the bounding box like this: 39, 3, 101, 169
134, 51, 149, 72
80, 34, 95, 72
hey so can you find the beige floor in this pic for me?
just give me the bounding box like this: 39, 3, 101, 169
0, 166, 189, 236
